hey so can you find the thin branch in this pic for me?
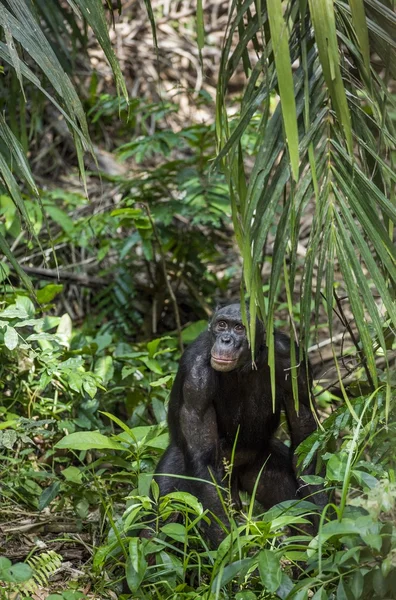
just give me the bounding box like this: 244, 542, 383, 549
144, 204, 184, 353
333, 290, 375, 391
15, 265, 109, 287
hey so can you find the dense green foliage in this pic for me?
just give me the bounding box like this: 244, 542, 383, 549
0, 1, 395, 599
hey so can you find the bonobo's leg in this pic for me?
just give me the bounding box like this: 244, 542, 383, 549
237, 440, 299, 508
154, 444, 227, 546
154, 444, 191, 495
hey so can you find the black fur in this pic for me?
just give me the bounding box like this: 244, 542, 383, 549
154, 304, 326, 545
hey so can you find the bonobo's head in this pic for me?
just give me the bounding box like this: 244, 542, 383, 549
209, 304, 264, 372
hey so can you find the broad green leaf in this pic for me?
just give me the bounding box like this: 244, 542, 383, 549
150, 375, 173, 387
0, 429, 17, 449
94, 356, 114, 384
182, 320, 208, 343
61, 466, 83, 484
163, 491, 203, 515
44, 204, 74, 234
350, 570, 364, 599
312, 587, 328, 600
126, 539, 147, 593
235, 592, 257, 600
139, 356, 163, 374
0, 557, 33, 583
54, 431, 124, 451
38, 481, 61, 511
37, 284, 64, 304
82, 377, 97, 399
144, 433, 169, 450
211, 558, 253, 591
326, 452, 348, 482
4, 326, 18, 350
160, 523, 187, 543
56, 313, 73, 341
257, 549, 282, 592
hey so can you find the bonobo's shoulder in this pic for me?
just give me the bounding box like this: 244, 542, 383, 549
179, 331, 211, 370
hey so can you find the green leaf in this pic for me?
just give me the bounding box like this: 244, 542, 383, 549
63, 592, 86, 600
150, 375, 174, 387
308, 0, 353, 152
182, 320, 208, 343
211, 558, 253, 591
54, 431, 124, 451
337, 578, 354, 600
139, 356, 163, 374
94, 356, 114, 385
160, 523, 186, 543
0, 232, 34, 294
300, 475, 326, 485
326, 453, 348, 482
196, 0, 205, 50
0, 556, 33, 583
163, 492, 203, 515
267, 0, 299, 180
276, 571, 294, 599
75, 497, 89, 519
349, 570, 364, 599
144, 433, 169, 450
257, 549, 282, 593
348, 0, 371, 75
94, 332, 113, 353
126, 538, 147, 593
1, 1, 92, 165
44, 204, 74, 234
37, 284, 64, 304
83, 377, 97, 399
4, 326, 18, 350
56, 313, 73, 340
0, 430, 17, 449
61, 466, 83, 484
235, 593, 257, 600
312, 587, 328, 600
0, 263, 10, 283
38, 481, 61, 511
72, 0, 128, 103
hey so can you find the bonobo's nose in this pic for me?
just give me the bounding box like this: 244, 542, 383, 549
220, 334, 232, 344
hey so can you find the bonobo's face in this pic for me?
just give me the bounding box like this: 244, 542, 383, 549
209, 304, 251, 372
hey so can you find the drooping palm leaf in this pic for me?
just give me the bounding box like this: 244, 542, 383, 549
0, 0, 127, 240
216, 0, 396, 410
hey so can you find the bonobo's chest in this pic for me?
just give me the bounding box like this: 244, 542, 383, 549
213, 368, 281, 448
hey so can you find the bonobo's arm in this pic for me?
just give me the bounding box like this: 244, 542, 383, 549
274, 332, 328, 508
179, 358, 228, 543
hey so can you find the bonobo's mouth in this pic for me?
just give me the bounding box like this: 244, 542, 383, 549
210, 354, 239, 371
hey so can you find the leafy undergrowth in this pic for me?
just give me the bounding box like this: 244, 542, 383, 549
0, 295, 395, 600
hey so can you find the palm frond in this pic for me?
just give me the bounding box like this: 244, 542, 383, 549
216, 0, 396, 404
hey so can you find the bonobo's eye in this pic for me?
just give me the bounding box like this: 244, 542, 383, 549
217, 320, 227, 329
234, 323, 245, 333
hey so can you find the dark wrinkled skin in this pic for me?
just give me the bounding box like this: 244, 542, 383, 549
154, 304, 327, 545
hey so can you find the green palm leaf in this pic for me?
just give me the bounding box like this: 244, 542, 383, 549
216, 0, 396, 407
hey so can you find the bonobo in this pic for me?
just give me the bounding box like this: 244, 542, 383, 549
154, 304, 326, 545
